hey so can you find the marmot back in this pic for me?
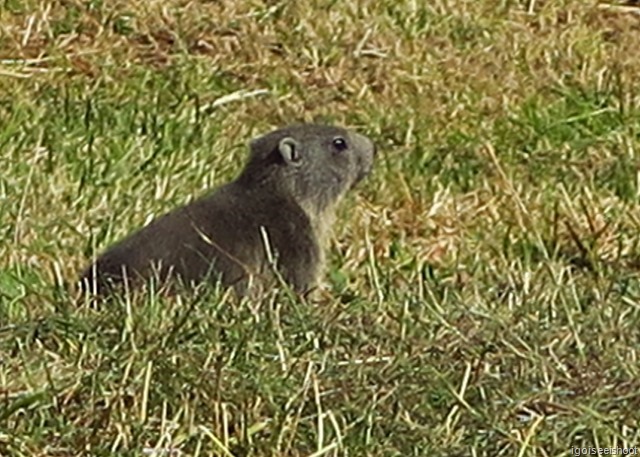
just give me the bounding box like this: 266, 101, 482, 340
79, 123, 376, 298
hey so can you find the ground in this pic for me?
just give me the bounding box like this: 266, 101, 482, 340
1, 0, 640, 455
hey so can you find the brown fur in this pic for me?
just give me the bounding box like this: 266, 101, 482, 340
79, 123, 376, 298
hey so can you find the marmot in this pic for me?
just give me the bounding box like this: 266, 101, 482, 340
79, 123, 376, 298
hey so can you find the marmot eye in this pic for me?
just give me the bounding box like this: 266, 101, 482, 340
332, 137, 348, 151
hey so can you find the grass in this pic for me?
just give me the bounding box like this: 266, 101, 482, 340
2, 0, 640, 455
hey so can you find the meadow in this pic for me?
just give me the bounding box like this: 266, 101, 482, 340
1, 0, 640, 455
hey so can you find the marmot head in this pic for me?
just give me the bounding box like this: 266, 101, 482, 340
238, 124, 376, 215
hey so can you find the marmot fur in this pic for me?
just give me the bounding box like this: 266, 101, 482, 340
79, 123, 376, 297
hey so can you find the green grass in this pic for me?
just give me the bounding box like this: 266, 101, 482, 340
2, 0, 640, 455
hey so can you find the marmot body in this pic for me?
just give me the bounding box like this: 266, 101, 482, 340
80, 124, 376, 297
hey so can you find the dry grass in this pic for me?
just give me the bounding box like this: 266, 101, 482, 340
2, 0, 640, 455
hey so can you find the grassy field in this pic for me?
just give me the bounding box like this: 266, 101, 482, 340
2, 0, 640, 455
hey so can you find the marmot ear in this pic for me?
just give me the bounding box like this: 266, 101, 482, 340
279, 137, 302, 166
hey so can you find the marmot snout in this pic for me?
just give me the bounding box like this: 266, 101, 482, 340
79, 123, 376, 298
